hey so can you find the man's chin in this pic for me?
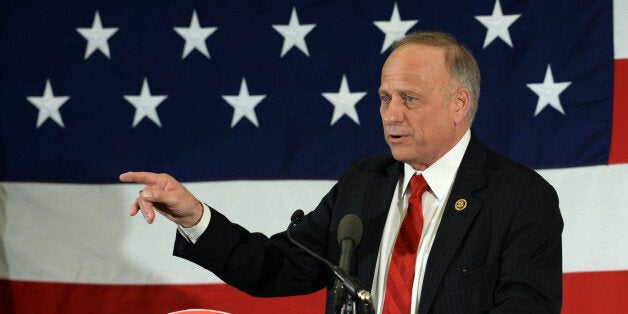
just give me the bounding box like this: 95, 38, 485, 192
389, 150, 412, 163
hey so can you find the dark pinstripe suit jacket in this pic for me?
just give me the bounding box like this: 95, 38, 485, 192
174, 134, 563, 313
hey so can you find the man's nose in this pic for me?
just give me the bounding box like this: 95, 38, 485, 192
382, 100, 404, 124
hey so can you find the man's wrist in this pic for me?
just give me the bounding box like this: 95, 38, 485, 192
180, 201, 204, 228
177, 203, 211, 244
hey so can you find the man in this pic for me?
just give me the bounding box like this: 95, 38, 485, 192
120, 31, 563, 313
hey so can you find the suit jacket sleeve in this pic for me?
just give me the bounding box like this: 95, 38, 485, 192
490, 179, 563, 313
171, 185, 337, 297
170, 154, 399, 313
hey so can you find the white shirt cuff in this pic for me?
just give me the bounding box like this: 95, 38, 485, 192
177, 203, 211, 244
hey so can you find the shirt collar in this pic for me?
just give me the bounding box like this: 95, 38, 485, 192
401, 129, 471, 200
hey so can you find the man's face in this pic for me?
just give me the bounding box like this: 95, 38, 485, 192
379, 44, 468, 170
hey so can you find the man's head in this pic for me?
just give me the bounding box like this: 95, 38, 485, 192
379, 31, 481, 170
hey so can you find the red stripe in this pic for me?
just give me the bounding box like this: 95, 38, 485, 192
0, 280, 325, 313
0, 270, 626, 313
562, 270, 628, 313
610, 59, 628, 164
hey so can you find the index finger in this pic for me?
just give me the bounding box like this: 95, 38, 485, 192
119, 171, 162, 185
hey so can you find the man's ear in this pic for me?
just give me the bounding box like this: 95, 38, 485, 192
452, 88, 470, 125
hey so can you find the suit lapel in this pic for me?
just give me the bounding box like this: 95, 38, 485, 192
418, 135, 488, 313
354, 161, 402, 290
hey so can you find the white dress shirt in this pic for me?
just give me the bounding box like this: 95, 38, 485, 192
371, 130, 470, 313
179, 130, 471, 314
177, 204, 211, 243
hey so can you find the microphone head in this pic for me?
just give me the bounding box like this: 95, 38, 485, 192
337, 214, 363, 246
290, 209, 305, 224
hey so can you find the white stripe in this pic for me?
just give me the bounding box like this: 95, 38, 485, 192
615, 0, 628, 58
539, 163, 628, 272
0, 180, 334, 284
1, 164, 627, 284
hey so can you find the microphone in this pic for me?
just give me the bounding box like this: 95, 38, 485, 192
337, 214, 363, 271
286, 210, 374, 312
290, 209, 305, 224
334, 214, 363, 312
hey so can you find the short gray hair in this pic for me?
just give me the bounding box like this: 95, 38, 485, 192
392, 31, 481, 124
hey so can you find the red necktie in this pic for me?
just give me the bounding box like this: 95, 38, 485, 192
383, 174, 429, 313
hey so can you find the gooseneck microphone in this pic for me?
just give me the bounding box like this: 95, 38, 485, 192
286, 210, 374, 313
334, 214, 363, 312
337, 214, 363, 271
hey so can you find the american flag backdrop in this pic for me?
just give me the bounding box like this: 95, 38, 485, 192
1, 0, 627, 313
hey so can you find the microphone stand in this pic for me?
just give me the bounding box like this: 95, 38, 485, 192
286, 210, 374, 313
343, 293, 356, 314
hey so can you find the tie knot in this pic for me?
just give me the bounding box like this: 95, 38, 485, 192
409, 174, 429, 198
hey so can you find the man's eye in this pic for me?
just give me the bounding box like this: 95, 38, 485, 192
380, 95, 390, 102
406, 96, 415, 103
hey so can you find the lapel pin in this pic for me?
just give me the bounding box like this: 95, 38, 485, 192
454, 199, 467, 211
